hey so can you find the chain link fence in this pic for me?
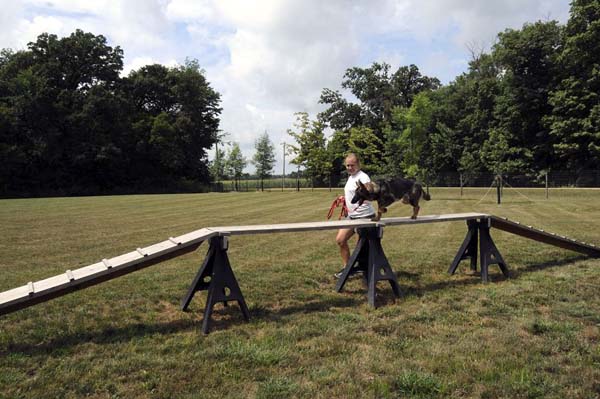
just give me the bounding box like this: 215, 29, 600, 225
211, 170, 600, 192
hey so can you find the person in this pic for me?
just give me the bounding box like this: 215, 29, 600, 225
334, 153, 375, 278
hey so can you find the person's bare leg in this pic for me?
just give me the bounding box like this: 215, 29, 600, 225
336, 228, 355, 266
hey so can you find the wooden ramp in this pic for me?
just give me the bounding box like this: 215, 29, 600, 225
489, 216, 600, 257
0, 228, 218, 316
1, 212, 598, 318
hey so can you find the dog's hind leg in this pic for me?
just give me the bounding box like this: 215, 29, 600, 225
411, 205, 420, 219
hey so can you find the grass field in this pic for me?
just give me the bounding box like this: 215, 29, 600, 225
1, 188, 599, 398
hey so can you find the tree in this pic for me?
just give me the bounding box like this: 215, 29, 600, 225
480, 128, 531, 175
428, 52, 502, 177
492, 20, 563, 173
383, 92, 434, 179
210, 145, 227, 181
287, 112, 331, 186
28, 29, 123, 91
319, 62, 440, 135
226, 142, 246, 190
318, 62, 440, 180
124, 59, 221, 183
0, 30, 222, 195
347, 126, 384, 175
545, 0, 600, 174
0, 30, 126, 193
252, 132, 276, 191
210, 130, 230, 181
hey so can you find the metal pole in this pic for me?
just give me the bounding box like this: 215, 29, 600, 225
281, 142, 286, 191
496, 175, 501, 204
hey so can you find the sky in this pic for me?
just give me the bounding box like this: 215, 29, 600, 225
1, 0, 571, 174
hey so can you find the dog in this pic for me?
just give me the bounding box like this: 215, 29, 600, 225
351, 177, 431, 221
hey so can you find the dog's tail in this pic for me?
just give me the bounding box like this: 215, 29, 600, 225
415, 182, 431, 201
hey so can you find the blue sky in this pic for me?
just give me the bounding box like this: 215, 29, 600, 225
1, 0, 571, 174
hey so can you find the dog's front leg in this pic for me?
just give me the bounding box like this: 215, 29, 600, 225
372, 209, 382, 221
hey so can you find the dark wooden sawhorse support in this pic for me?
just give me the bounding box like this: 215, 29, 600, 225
448, 217, 509, 282
181, 235, 250, 334
335, 226, 401, 307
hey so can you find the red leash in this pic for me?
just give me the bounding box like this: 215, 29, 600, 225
327, 195, 348, 220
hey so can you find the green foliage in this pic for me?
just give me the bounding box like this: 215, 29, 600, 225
545, 0, 600, 171
210, 146, 227, 180
252, 132, 276, 183
318, 62, 440, 178
226, 142, 247, 190
492, 20, 563, 172
385, 92, 434, 179
287, 112, 331, 185
0, 31, 221, 196
481, 128, 532, 174
347, 126, 384, 175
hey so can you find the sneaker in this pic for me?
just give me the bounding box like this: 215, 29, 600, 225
334, 267, 364, 279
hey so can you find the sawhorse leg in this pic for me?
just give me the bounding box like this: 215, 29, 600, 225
181, 236, 250, 334
449, 218, 509, 282
335, 226, 400, 307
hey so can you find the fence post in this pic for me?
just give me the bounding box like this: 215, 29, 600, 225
496, 175, 501, 204
545, 172, 549, 199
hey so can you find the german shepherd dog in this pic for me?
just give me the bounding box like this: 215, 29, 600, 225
351, 177, 431, 221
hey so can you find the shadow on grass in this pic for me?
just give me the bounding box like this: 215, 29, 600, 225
2, 295, 363, 355
1, 318, 199, 356
397, 253, 589, 298
509, 254, 588, 278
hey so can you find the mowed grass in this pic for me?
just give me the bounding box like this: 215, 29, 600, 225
1, 188, 599, 398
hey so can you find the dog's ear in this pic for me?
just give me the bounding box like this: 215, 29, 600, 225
371, 182, 380, 193
357, 181, 366, 190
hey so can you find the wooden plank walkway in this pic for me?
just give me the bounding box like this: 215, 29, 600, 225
1, 212, 598, 317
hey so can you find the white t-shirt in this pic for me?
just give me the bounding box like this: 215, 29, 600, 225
344, 170, 375, 218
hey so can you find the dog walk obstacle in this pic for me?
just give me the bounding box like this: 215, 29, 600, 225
1, 213, 599, 333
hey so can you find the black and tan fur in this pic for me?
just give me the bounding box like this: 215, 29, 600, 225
351, 177, 431, 221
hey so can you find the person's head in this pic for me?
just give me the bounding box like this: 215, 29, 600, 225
345, 153, 361, 176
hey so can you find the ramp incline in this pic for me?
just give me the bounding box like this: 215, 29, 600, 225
490, 216, 600, 257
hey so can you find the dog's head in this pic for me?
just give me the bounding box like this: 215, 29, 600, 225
351, 181, 380, 206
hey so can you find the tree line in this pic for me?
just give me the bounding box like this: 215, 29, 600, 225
0, 30, 221, 196
286, 0, 600, 186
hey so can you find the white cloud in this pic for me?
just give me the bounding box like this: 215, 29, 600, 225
166, 0, 216, 22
